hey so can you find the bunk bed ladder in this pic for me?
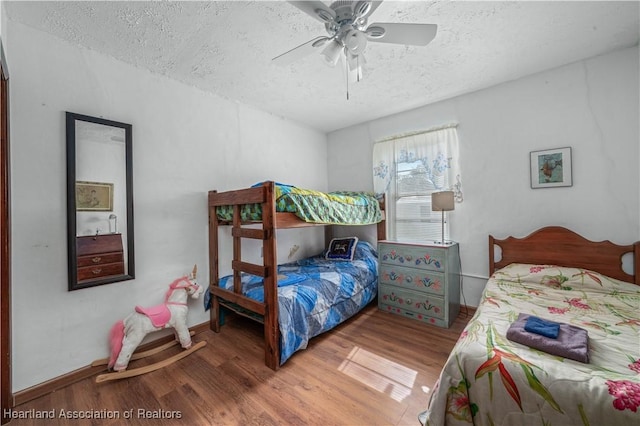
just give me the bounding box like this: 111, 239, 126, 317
208, 183, 280, 370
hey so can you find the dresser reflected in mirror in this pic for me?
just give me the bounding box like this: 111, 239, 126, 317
66, 112, 134, 290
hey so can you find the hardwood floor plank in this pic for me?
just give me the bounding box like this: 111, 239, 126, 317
7, 303, 470, 425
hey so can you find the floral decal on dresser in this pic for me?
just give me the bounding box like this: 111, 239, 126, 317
382, 292, 406, 315
415, 253, 442, 270
415, 299, 441, 315
382, 269, 442, 290
382, 292, 404, 305
382, 270, 404, 283
381, 249, 412, 264
418, 276, 442, 290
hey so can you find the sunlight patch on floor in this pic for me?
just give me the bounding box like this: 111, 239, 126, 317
338, 346, 417, 402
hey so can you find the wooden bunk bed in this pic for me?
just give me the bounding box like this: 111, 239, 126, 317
207, 181, 385, 370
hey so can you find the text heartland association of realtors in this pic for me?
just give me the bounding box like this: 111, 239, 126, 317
3, 408, 182, 420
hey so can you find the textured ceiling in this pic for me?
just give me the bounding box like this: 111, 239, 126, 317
4, 1, 639, 132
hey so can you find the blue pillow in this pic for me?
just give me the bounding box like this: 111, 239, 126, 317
325, 237, 359, 261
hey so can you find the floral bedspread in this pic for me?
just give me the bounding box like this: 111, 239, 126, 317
422, 263, 640, 426
216, 182, 382, 225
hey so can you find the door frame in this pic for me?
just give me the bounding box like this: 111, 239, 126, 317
1, 39, 12, 424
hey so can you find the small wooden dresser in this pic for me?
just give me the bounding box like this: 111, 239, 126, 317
76, 234, 124, 283
378, 241, 461, 328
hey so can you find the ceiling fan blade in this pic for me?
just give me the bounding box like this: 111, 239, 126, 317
353, 0, 383, 19
365, 1, 383, 17
272, 36, 330, 66
365, 23, 437, 46
287, 1, 336, 23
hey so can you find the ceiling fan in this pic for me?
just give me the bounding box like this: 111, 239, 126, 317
273, 0, 437, 86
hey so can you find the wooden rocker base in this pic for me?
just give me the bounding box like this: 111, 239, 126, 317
95, 340, 206, 383
91, 331, 196, 367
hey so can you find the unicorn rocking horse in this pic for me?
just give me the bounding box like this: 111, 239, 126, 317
93, 265, 207, 383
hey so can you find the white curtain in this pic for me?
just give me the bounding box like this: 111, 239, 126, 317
373, 126, 463, 241
373, 126, 462, 198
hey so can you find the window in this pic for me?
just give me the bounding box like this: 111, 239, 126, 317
373, 126, 462, 243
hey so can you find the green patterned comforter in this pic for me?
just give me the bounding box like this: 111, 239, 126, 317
216, 182, 382, 225
423, 263, 640, 426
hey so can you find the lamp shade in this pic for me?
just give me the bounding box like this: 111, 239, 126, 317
321, 40, 342, 67
345, 30, 367, 55
431, 191, 455, 212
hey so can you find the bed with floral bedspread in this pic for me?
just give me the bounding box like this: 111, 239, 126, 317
422, 262, 640, 426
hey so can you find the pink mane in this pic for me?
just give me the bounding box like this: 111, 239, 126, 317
107, 320, 124, 369
164, 276, 191, 301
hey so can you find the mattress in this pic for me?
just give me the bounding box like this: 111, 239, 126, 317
215, 182, 382, 225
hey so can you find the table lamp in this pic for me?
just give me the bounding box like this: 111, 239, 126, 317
431, 191, 455, 244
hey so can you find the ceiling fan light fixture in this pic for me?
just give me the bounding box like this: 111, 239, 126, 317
345, 30, 367, 55
365, 25, 386, 39
321, 39, 342, 67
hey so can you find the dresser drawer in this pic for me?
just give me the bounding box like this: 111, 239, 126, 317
77, 252, 123, 267
77, 234, 123, 256
379, 264, 445, 296
378, 284, 445, 320
378, 242, 445, 272
78, 262, 125, 282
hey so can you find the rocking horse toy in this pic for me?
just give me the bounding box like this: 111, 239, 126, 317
93, 265, 206, 383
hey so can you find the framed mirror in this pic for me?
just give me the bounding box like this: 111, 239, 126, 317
66, 112, 134, 291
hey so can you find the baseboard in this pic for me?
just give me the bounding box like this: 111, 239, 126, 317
460, 304, 477, 318
13, 321, 210, 407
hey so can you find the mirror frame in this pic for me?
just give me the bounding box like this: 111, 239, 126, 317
66, 112, 135, 291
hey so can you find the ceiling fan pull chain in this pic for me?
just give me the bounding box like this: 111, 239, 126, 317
346, 49, 350, 100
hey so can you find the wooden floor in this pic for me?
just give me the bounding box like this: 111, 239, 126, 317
8, 304, 472, 425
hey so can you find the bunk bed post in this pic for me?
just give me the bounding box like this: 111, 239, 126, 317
377, 194, 386, 241
488, 235, 496, 277
634, 241, 640, 285
232, 205, 243, 294
208, 190, 221, 332
262, 181, 280, 370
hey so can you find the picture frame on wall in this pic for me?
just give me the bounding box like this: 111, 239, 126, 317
530, 147, 572, 189
75, 181, 114, 211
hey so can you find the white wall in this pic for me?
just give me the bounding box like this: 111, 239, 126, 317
328, 46, 640, 308
6, 21, 328, 392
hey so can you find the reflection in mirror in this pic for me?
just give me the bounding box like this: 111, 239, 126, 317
66, 112, 134, 290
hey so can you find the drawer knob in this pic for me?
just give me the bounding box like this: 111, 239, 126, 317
91, 268, 102, 275
405, 298, 412, 305
92, 257, 102, 263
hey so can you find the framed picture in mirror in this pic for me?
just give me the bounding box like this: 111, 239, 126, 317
75, 181, 114, 211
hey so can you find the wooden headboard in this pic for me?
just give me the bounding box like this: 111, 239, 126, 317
489, 226, 640, 285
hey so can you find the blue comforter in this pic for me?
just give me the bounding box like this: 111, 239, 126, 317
219, 241, 378, 365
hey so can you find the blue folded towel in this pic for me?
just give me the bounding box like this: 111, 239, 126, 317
507, 313, 590, 363
524, 315, 560, 339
